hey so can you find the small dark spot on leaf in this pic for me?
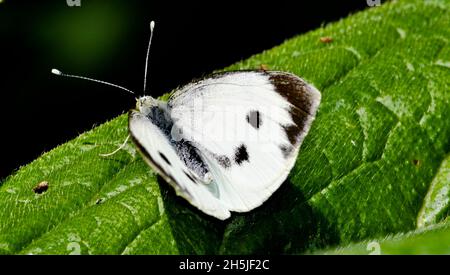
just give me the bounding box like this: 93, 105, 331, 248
259, 64, 269, 71
412, 159, 421, 167
234, 144, 249, 165
159, 152, 171, 166
33, 181, 49, 194
95, 198, 104, 205
81, 141, 95, 145
320, 36, 333, 43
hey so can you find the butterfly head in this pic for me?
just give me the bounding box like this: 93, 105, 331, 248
136, 96, 158, 112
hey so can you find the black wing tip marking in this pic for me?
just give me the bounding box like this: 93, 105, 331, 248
268, 72, 321, 116
268, 72, 321, 147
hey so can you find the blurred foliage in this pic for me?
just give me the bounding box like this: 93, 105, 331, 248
35, 1, 130, 69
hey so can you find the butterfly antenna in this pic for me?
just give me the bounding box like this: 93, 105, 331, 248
143, 20, 155, 95
51, 68, 135, 95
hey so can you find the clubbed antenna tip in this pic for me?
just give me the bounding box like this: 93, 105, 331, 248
51, 68, 62, 75
150, 21, 155, 31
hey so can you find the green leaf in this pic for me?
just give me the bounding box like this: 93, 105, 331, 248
417, 153, 450, 228
317, 153, 450, 254
320, 219, 450, 255
1, 0, 449, 254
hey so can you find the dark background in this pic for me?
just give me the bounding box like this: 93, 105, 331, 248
0, 0, 371, 180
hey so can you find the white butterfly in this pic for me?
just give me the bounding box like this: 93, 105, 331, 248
52, 21, 321, 220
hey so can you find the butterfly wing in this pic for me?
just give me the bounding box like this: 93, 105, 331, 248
129, 109, 231, 219
168, 71, 321, 212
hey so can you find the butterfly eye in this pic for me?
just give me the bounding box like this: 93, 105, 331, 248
158, 152, 171, 166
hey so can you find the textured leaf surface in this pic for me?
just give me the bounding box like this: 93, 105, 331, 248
318, 153, 450, 254
1, 0, 449, 254
318, 218, 450, 255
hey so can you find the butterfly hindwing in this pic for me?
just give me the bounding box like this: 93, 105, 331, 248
129, 109, 231, 219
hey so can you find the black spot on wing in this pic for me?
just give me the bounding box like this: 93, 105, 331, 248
158, 152, 171, 166
215, 155, 231, 169
183, 171, 197, 184
174, 139, 209, 178
246, 110, 262, 129
234, 144, 249, 165
279, 144, 294, 158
